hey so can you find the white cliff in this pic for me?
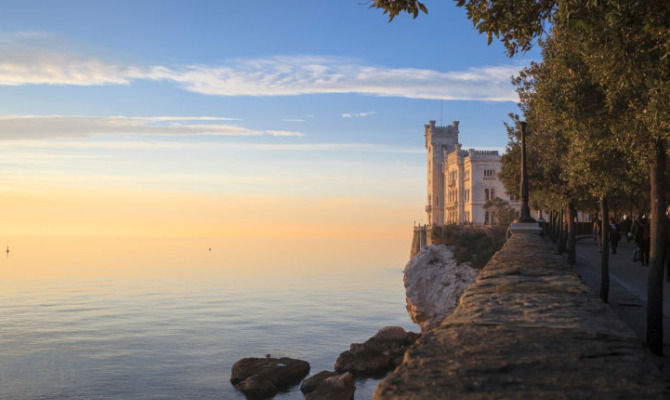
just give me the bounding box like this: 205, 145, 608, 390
404, 244, 478, 333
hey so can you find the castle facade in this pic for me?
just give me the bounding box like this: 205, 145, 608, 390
424, 120, 519, 226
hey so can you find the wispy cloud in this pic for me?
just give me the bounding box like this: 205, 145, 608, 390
0, 33, 521, 101
0, 32, 140, 86
0, 115, 303, 140
0, 138, 423, 153
281, 118, 306, 122
341, 111, 375, 118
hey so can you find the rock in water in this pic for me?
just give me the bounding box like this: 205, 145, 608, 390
301, 371, 355, 400
300, 370, 338, 394
230, 357, 310, 399
404, 244, 478, 333
334, 326, 419, 377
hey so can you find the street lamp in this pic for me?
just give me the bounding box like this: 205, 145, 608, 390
519, 121, 535, 223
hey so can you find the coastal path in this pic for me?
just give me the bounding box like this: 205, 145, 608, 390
375, 231, 668, 399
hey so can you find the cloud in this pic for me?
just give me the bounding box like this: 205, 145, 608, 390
281, 118, 306, 122
341, 111, 375, 118
0, 115, 303, 140
0, 33, 521, 101
113, 116, 242, 121
0, 138, 423, 153
0, 32, 140, 86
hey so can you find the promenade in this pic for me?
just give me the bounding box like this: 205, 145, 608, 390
573, 236, 670, 375
375, 231, 668, 399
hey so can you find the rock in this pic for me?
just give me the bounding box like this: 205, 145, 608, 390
404, 244, 478, 333
372, 326, 408, 342
234, 375, 277, 399
230, 357, 310, 399
300, 370, 337, 394
334, 326, 419, 377
305, 372, 355, 400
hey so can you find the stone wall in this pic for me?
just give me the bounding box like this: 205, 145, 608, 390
376, 231, 668, 399
409, 225, 430, 259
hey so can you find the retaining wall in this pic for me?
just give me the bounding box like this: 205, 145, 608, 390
376, 231, 668, 399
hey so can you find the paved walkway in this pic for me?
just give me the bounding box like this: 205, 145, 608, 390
575, 236, 670, 316
572, 236, 670, 376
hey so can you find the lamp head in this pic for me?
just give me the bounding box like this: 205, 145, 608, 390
519, 120, 528, 135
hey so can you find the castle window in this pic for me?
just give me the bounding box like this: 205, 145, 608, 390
484, 169, 495, 177
485, 188, 490, 200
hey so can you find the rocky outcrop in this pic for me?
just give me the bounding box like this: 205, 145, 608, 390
230, 357, 309, 399
301, 371, 355, 400
334, 326, 419, 377
375, 232, 668, 399
404, 244, 478, 333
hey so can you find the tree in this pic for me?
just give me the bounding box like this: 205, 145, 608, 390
524, 27, 642, 300
373, 0, 670, 354
483, 197, 517, 226
369, 0, 427, 21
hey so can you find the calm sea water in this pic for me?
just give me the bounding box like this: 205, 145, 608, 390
0, 263, 415, 399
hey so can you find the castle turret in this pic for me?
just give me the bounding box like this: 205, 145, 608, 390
425, 120, 459, 225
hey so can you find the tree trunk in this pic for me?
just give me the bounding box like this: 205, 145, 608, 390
647, 138, 666, 356
555, 211, 563, 253
600, 197, 609, 303
554, 211, 560, 241
567, 202, 576, 265
558, 210, 568, 253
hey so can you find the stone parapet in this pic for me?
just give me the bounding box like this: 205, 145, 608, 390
466, 148, 500, 161
375, 232, 668, 399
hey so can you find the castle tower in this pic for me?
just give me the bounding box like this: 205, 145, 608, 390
425, 120, 459, 225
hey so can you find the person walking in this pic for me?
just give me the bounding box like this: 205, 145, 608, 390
610, 221, 621, 255
638, 217, 650, 266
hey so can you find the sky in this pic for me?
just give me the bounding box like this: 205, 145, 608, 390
0, 1, 539, 276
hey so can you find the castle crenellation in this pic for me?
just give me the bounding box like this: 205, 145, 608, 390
467, 149, 500, 161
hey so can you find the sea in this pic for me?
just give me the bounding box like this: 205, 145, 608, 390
0, 244, 415, 399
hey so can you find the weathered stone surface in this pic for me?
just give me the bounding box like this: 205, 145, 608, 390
234, 375, 277, 399
334, 326, 419, 377
300, 370, 338, 394
375, 232, 668, 399
230, 357, 309, 399
302, 371, 355, 400
404, 244, 478, 332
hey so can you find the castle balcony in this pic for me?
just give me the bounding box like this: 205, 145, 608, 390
425, 205, 432, 213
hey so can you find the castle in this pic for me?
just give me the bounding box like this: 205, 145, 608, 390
424, 120, 519, 226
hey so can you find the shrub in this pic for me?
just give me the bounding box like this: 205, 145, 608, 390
431, 225, 506, 269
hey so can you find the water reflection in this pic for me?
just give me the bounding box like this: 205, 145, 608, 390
0, 237, 414, 399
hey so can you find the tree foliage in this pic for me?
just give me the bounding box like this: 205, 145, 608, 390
373, 0, 670, 354
483, 197, 517, 226
369, 0, 427, 21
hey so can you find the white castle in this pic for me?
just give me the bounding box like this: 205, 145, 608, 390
424, 120, 519, 226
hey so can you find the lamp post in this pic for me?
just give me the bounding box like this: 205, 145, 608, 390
519, 121, 535, 223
